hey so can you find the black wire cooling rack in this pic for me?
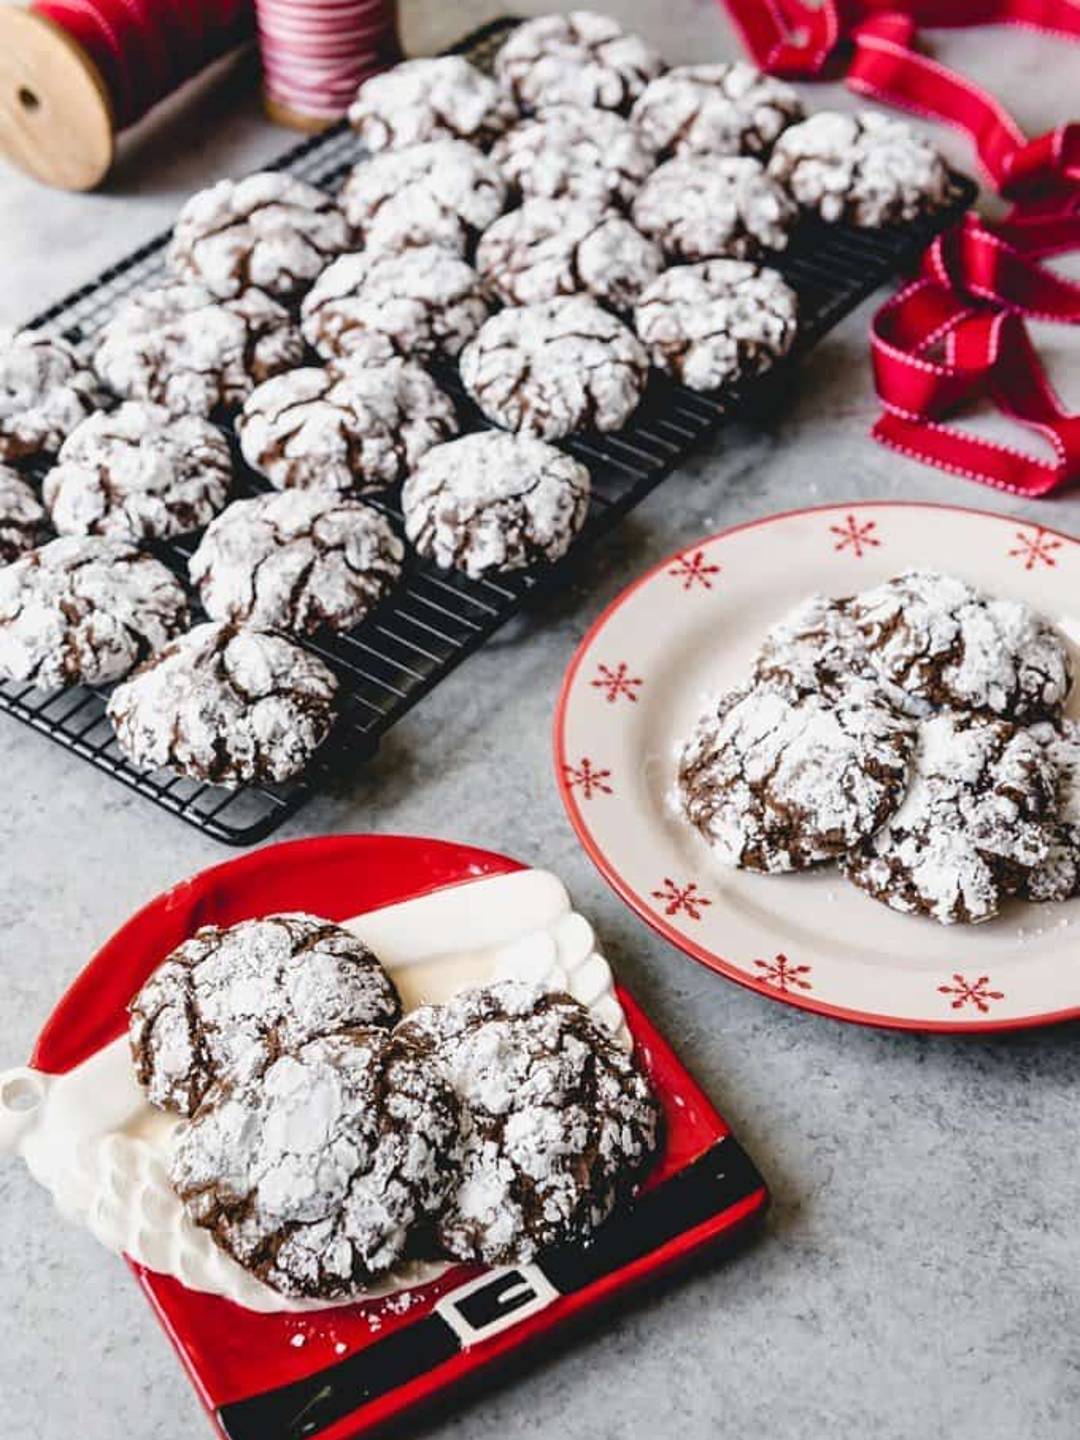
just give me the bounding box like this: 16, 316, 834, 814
2, 17, 977, 845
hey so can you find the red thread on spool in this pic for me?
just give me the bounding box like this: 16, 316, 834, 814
255, 0, 399, 130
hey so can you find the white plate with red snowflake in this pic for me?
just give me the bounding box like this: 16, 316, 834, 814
554, 502, 1080, 1033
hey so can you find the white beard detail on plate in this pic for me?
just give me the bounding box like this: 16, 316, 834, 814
0, 869, 636, 1314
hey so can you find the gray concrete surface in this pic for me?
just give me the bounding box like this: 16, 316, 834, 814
1, 4, 1079, 1438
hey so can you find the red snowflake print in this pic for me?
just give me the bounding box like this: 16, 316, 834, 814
563, 758, 613, 799
651, 878, 712, 920
937, 973, 1004, 1014
669, 549, 721, 590
590, 662, 643, 704
752, 954, 813, 993
1009, 527, 1062, 571
830, 513, 881, 558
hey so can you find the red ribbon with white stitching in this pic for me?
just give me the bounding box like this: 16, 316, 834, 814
721, 0, 1080, 495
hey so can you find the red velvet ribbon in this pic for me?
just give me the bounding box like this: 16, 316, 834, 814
722, 0, 1080, 496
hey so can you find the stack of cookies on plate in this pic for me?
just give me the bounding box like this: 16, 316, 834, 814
0, 10, 952, 791
676, 569, 1078, 925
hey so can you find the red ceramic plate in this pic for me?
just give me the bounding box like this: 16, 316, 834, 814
30, 834, 768, 1439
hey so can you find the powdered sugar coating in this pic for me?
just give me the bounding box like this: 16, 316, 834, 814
398, 979, 659, 1265
768, 110, 950, 227
402, 431, 590, 579
348, 56, 517, 153
494, 11, 664, 115
0, 327, 100, 462
631, 62, 803, 161
0, 465, 49, 564
753, 592, 869, 691
852, 570, 1072, 722
301, 247, 492, 365
93, 283, 304, 419
460, 296, 648, 440
107, 621, 338, 787
1020, 719, 1080, 903
843, 712, 1055, 924
237, 357, 458, 494
677, 674, 916, 873
339, 140, 508, 258
632, 155, 795, 262
43, 402, 232, 541
170, 1028, 460, 1298
491, 107, 657, 208
168, 172, 351, 300
130, 912, 401, 1117
191, 490, 404, 636
476, 198, 663, 311
0, 536, 188, 692
634, 259, 797, 392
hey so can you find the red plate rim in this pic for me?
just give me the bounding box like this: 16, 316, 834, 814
553, 499, 1080, 1036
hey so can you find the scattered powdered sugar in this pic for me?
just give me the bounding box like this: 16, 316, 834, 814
677, 674, 916, 873
397, 979, 659, 1265
168, 172, 351, 300
633, 258, 797, 392
402, 431, 590, 579
348, 56, 517, 153
0, 464, 50, 563
494, 11, 664, 115
0, 326, 100, 462
190, 489, 404, 635
301, 247, 492, 365
460, 295, 649, 440
1020, 719, 1080, 903
93, 283, 304, 419
43, 401, 232, 541
768, 110, 949, 227
0, 535, 188, 691
237, 356, 458, 493
491, 106, 657, 208
340, 140, 508, 257
130, 912, 401, 1116
476, 197, 663, 311
630, 62, 803, 161
632, 154, 795, 262
106, 621, 339, 787
170, 1029, 460, 1299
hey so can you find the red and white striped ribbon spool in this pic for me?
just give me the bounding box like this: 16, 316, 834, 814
254, 0, 399, 127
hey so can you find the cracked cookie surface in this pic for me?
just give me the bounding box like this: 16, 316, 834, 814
402, 431, 590, 578
491, 106, 656, 208
632, 155, 795, 262
107, 621, 339, 786
348, 56, 517, 152
1018, 719, 1080, 904
631, 62, 803, 161
494, 10, 664, 115
191, 489, 404, 635
0, 327, 100, 463
0, 465, 49, 564
397, 979, 660, 1265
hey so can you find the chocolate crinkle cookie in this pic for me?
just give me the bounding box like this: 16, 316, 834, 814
107, 621, 338, 787
1016, 719, 1080, 904
168, 172, 351, 301
677, 673, 917, 873
631, 62, 803, 161
476, 198, 663, 312
634, 259, 797, 392
0, 536, 188, 692
402, 431, 590, 579
843, 711, 1055, 924
170, 1028, 460, 1298
494, 10, 664, 115
491, 106, 657, 209
753, 592, 870, 692
339, 139, 508, 258
42, 401, 232, 541
237, 357, 458, 494
348, 56, 517, 153
190, 490, 404, 636
0, 326, 100, 463
301, 247, 492, 366
0, 466, 49, 564
632, 155, 796, 262
397, 980, 660, 1265
93, 283, 304, 420
130, 911, 401, 1116
460, 296, 648, 440
851, 569, 1072, 723
767, 111, 950, 227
